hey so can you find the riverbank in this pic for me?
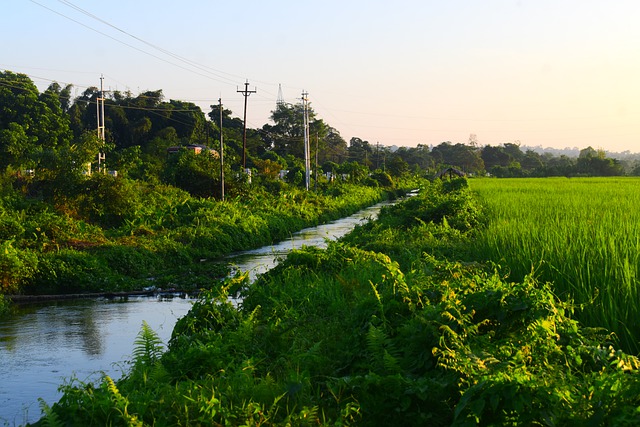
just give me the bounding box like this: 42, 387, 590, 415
1, 193, 401, 426
2, 181, 416, 301
38, 178, 640, 425
7, 288, 191, 303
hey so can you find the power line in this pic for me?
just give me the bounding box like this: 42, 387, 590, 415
57, 0, 243, 87
28, 0, 241, 87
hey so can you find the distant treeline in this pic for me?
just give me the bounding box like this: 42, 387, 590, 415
0, 70, 634, 191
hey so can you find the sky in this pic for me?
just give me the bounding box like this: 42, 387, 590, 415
2, 0, 640, 153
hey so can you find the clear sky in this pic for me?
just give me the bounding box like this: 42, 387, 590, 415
3, 0, 640, 152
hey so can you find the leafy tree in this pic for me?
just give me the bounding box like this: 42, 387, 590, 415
262, 102, 307, 158
576, 148, 623, 176
544, 154, 576, 176
321, 126, 348, 164
386, 155, 409, 177
163, 149, 222, 198
262, 102, 340, 167
0, 71, 73, 171
395, 144, 433, 172
431, 142, 484, 174
348, 137, 373, 167
253, 158, 284, 181
481, 145, 511, 170
337, 161, 369, 183
521, 150, 544, 174
45, 82, 73, 113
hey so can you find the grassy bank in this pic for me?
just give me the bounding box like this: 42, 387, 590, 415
468, 177, 640, 354
1, 176, 404, 297
37, 178, 640, 426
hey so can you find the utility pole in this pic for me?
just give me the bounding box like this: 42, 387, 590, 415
219, 98, 225, 201
315, 132, 319, 191
302, 90, 310, 191
97, 75, 106, 173
237, 80, 256, 171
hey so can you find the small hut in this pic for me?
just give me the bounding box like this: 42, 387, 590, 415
434, 167, 466, 180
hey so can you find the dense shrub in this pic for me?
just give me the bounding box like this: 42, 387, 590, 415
0, 241, 38, 294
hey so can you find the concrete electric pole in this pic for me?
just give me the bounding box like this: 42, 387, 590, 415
237, 80, 256, 171
302, 90, 310, 191
97, 75, 106, 173
218, 97, 225, 201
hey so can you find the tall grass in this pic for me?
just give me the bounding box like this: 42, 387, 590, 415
469, 177, 640, 353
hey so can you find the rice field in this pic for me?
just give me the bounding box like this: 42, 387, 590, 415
469, 177, 640, 354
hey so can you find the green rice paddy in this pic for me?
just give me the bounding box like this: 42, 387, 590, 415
470, 177, 640, 354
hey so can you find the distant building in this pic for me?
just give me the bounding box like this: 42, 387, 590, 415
167, 144, 219, 157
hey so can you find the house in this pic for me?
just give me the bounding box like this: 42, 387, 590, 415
167, 144, 219, 157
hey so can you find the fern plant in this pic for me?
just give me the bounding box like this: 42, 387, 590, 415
37, 398, 64, 427
132, 320, 165, 366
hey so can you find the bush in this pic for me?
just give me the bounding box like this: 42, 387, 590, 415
30, 250, 112, 294
0, 241, 37, 294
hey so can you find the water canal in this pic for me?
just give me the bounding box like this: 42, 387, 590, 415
0, 199, 394, 426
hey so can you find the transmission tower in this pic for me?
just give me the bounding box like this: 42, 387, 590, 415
276, 83, 284, 106
96, 75, 106, 173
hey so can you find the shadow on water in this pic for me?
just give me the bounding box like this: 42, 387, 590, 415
0, 198, 398, 425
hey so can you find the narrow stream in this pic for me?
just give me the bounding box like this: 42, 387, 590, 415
0, 200, 392, 426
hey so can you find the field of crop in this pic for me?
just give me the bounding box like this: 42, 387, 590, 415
469, 177, 640, 354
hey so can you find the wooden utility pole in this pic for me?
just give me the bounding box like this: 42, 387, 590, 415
237, 80, 256, 170
219, 98, 225, 201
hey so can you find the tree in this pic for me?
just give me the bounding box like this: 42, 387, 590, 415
432, 142, 484, 174
544, 154, 575, 176
395, 144, 433, 172
521, 150, 544, 175
321, 126, 348, 164
263, 102, 307, 158
163, 149, 221, 198
386, 155, 409, 177
45, 82, 73, 113
481, 145, 511, 170
0, 71, 73, 171
348, 137, 373, 167
576, 147, 623, 176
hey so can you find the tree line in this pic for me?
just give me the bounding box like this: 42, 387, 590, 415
0, 70, 634, 201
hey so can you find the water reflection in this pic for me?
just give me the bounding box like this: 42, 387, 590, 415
0, 197, 398, 425
0, 296, 195, 425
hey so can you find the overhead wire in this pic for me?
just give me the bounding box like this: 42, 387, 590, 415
21, 2, 638, 148
28, 0, 241, 88
56, 0, 243, 87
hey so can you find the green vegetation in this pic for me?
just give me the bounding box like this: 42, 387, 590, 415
37, 179, 640, 426
6, 67, 640, 425
0, 179, 398, 296
469, 177, 640, 354
0, 70, 422, 298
